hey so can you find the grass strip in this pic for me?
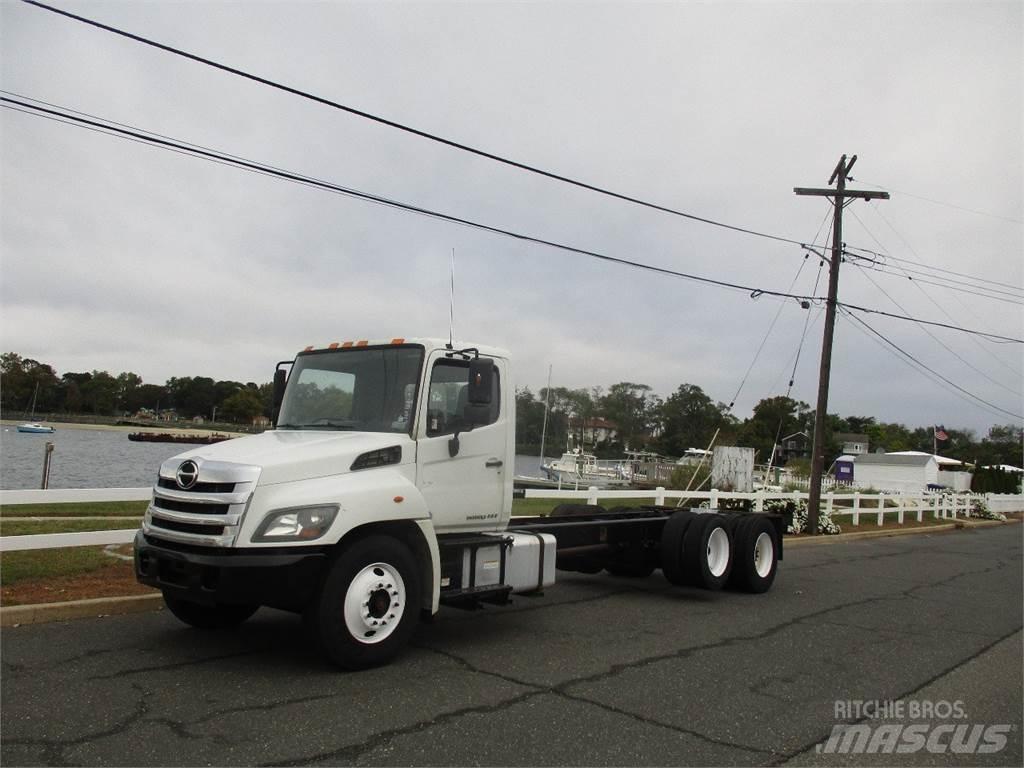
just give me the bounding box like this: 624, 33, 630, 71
0, 501, 148, 518
1, 546, 122, 586
0, 519, 141, 536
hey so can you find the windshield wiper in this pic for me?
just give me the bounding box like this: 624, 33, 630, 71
276, 420, 360, 430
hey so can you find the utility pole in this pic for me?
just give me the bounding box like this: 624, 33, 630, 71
795, 155, 888, 533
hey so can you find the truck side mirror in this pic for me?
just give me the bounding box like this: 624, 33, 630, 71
467, 358, 494, 405
272, 368, 287, 425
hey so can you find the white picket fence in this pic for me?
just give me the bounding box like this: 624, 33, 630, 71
522, 486, 1021, 520
1, 487, 1022, 552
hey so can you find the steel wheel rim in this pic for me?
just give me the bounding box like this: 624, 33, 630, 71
753, 532, 774, 578
706, 526, 730, 577
344, 562, 406, 644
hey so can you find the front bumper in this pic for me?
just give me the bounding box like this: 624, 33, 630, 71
134, 531, 328, 611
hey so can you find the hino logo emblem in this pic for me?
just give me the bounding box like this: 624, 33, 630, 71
175, 460, 199, 490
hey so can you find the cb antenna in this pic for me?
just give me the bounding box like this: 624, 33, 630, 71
447, 247, 456, 349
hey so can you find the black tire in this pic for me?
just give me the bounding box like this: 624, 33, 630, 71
551, 504, 608, 517
681, 513, 733, 590
729, 515, 779, 593
660, 510, 695, 585
162, 593, 259, 629
308, 535, 421, 670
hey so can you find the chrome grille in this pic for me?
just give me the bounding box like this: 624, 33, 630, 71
157, 477, 236, 494
143, 458, 260, 547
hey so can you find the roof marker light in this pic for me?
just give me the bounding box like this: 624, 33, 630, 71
391, 338, 405, 345
355, 340, 368, 347
328, 342, 339, 349
303, 345, 314, 352
341, 341, 354, 348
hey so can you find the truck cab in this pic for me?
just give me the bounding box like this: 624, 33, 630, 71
135, 338, 553, 668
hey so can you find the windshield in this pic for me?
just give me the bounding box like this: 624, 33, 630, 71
277, 346, 424, 434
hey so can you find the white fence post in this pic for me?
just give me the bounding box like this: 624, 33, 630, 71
916, 494, 923, 523
852, 492, 860, 526
825, 492, 834, 519
655, 486, 665, 506
877, 492, 886, 526
897, 492, 905, 525
587, 486, 599, 505
710, 489, 720, 510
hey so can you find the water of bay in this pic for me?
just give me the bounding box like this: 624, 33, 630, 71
1, 426, 553, 491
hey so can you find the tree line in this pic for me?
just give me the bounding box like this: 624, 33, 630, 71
3, 352, 1020, 474
515, 381, 1023, 471
1, 353, 271, 424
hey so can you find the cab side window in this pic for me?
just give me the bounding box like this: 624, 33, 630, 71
425, 359, 500, 437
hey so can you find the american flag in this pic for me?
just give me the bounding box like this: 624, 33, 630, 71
934, 426, 949, 441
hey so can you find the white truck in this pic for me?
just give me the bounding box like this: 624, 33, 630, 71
135, 338, 783, 669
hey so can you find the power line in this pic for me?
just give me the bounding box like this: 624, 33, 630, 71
727, 241, 816, 409
20, 0, 824, 252
845, 242, 1023, 295
855, 200, 1024, 389
728, 206, 831, 409
852, 262, 1022, 397
846, 212, 1023, 297
862, 265, 1024, 306
5, 95, 1022, 345
840, 308, 1023, 421
844, 211, 1023, 300
844, 209, 1023, 305
876, 254, 1022, 295
853, 180, 1023, 224
0, 95, 819, 302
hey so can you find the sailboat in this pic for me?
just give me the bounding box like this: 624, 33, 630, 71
17, 383, 55, 433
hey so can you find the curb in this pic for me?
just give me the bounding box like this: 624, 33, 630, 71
1, 594, 163, 628
785, 516, 1021, 546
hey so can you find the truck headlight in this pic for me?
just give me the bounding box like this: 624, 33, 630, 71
253, 505, 339, 542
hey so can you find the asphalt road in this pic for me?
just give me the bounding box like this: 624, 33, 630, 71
2, 524, 1022, 767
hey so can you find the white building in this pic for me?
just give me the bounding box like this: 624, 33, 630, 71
853, 453, 939, 493
887, 450, 973, 491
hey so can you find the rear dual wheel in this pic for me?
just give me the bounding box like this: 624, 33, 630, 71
660, 511, 733, 590
728, 516, 778, 593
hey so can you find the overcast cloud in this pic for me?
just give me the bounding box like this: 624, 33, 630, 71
1, 0, 1021, 435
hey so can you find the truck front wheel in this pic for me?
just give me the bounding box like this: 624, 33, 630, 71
309, 535, 421, 670
162, 593, 259, 629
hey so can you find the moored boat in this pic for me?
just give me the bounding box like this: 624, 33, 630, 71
17, 383, 55, 433
541, 448, 630, 488
128, 432, 233, 445
17, 422, 55, 434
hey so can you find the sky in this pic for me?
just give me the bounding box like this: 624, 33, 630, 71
1, 0, 1021, 437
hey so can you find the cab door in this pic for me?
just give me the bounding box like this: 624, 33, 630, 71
415, 352, 508, 532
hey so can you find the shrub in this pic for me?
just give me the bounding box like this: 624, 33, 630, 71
970, 498, 1006, 521
764, 498, 842, 535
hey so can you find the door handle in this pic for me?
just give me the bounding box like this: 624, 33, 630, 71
485, 458, 504, 468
